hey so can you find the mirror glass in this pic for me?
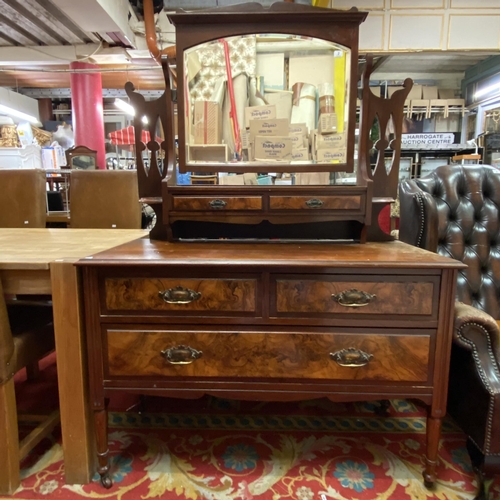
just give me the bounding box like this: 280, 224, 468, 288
71, 155, 96, 170
184, 34, 350, 169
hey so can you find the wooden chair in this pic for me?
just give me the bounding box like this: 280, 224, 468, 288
0, 280, 59, 494
69, 170, 142, 229
0, 169, 46, 228
65, 145, 97, 170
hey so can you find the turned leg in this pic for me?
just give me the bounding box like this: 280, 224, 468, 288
94, 407, 112, 489
423, 414, 442, 488
466, 439, 499, 500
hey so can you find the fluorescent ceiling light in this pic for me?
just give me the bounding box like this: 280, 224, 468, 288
114, 98, 135, 116
0, 104, 39, 124
475, 83, 500, 99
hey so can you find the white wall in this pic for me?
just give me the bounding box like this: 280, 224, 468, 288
329, 0, 500, 52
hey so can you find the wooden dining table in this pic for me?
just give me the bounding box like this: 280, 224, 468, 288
0, 228, 147, 484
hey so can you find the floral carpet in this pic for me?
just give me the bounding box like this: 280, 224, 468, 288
6, 357, 499, 500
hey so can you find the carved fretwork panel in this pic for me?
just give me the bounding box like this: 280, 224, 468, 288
125, 59, 176, 199
357, 56, 412, 242
357, 57, 413, 200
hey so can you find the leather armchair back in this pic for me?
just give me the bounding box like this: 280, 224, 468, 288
400, 164, 500, 319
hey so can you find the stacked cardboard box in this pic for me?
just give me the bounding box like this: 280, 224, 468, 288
312, 130, 346, 163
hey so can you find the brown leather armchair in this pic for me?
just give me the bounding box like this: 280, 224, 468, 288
399, 163, 500, 499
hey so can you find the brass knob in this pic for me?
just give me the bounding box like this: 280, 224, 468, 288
161, 345, 203, 365
330, 348, 373, 367
158, 286, 201, 304
332, 289, 376, 307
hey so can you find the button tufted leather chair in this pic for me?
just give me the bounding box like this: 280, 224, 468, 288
399, 164, 500, 499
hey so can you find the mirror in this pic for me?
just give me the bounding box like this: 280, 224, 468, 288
66, 145, 97, 170
183, 34, 350, 170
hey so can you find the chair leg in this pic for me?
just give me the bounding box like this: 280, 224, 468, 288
0, 379, 20, 495
26, 361, 40, 381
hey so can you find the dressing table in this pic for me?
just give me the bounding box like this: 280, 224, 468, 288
78, 2, 464, 489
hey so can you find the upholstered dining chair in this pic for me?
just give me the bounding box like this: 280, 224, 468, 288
399, 163, 500, 499
69, 170, 142, 229
0, 279, 59, 495
0, 169, 47, 228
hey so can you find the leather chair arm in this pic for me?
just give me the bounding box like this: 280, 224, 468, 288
399, 179, 439, 252
454, 301, 500, 394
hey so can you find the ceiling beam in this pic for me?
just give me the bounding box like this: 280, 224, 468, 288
0, 12, 46, 45
1, 0, 68, 45
33, 0, 93, 44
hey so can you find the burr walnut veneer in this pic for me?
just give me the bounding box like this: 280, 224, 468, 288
79, 238, 463, 488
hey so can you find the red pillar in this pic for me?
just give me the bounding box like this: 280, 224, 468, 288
70, 62, 106, 169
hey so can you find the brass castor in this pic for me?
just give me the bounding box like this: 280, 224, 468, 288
100, 473, 112, 489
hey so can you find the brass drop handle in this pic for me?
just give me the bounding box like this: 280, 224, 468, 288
330, 348, 373, 367
208, 199, 227, 209
158, 286, 201, 304
161, 345, 202, 365
305, 198, 324, 208
332, 289, 376, 307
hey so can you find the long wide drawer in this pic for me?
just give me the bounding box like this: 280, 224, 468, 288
104, 278, 258, 314
105, 328, 431, 382
274, 276, 438, 318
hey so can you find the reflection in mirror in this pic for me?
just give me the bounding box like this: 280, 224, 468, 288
184, 34, 350, 167
71, 155, 96, 170
172, 171, 339, 186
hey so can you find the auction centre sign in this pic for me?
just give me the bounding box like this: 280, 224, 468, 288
402, 133, 455, 149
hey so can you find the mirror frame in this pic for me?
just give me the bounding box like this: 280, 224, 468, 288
169, 2, 367, 175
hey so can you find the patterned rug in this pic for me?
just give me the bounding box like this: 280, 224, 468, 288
6, 358, 498, 500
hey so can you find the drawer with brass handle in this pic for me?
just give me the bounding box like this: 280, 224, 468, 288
274, 276, 439, 318
105, 328, 431, 382
172, 196, 262, 211
269, 195, 363, 211
104, 277, 258, 315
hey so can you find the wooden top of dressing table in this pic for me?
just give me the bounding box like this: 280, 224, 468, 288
79, 238, 465, 270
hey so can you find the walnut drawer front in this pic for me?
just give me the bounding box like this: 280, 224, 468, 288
172, 196, 262, 211
269, 195, 362, 211
275, 277, 437, 317
104, 278, 257, 314
106, 329, 431, 382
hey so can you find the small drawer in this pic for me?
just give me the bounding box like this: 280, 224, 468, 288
269, 195, 362, 210
106, 328, 431, 382
275, 277, 437, 317
172, 196, 262, 211
104, 277, 257, 314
